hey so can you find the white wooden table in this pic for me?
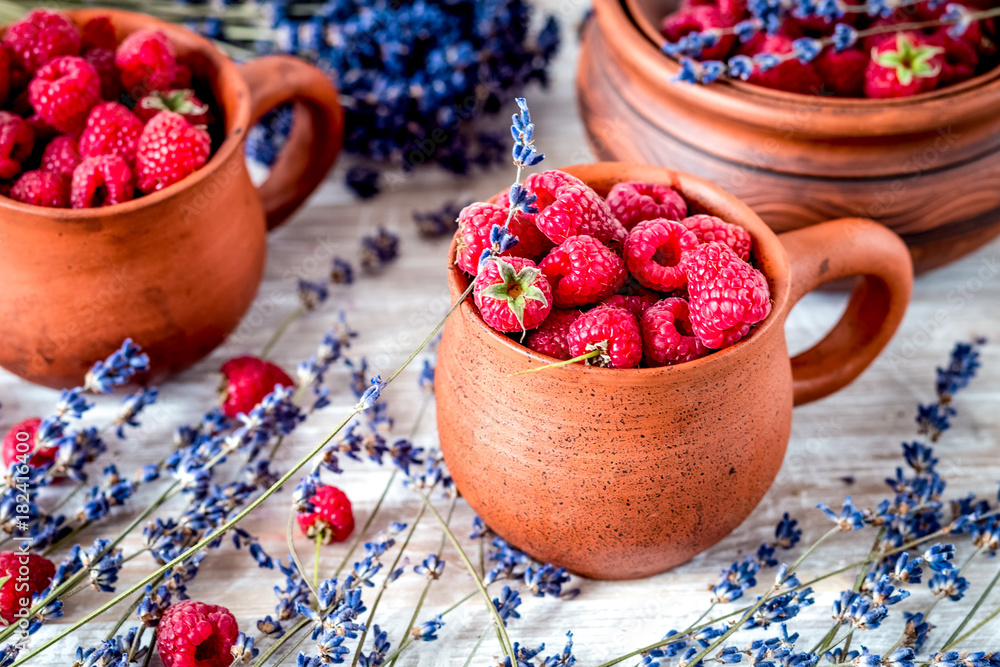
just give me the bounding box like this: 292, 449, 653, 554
7, 5, 1000, 663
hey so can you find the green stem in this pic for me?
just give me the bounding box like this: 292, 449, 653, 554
140, 628, 157, 667
261, 306, 304, 359
511, 349, 600, 376
286, 509, 321, 605
462, 629, 488, 667
945, 603, 1000, 649
313, 532, 323, 590
251, 617, 311, 667
942, 561, 1000, 650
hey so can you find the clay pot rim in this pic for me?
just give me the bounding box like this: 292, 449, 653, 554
603, 0, 1000, 133
0, 8, 252, 223
448, 162, 791, 377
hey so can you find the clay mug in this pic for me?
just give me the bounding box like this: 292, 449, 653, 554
436, 162, 913, 580
0, 9, 343, 388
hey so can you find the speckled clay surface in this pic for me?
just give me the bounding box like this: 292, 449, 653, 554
436, 163, 913, 580
0, 10, 343, 388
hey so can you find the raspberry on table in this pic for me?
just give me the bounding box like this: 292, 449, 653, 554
40, 135, 82, 176
454, 201, 550, 275
297, 484, 355, 543
219, 356, 295, 419
641, 298, 708, 366
2, 10, 81, 76
1, 417, 56, 470
681, 214, 752, 261
601, 292, 660, 321
606, 181, 687, 230
540, 234, 627, 308
78, 101, 145, 165
566, 305, 643, 369
116, 29, 177, 93
624, 219, 700, 291
0, 552, 55, 625
526, 170, 626, 246
684, 241, 772, 349
0, 111, 35, 180
525, 309, 582, 360
10, 170, 69, 208
71, 154, 135, 208
28, 55, 101, 134
473, 256, 552, 333
136, 110, 211, 192
157, 599, 239, 667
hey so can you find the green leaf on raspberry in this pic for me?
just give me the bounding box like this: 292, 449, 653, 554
872, 33, 944, 86
479, 258, 549, 332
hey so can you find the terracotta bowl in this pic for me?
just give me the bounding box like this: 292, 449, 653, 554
577, 0, 1000, 275
0, 9, 343, 388
436, 162, 913, 580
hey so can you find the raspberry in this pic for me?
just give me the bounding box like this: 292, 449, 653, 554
454, 201, 550, 275
157, 599, 239, 667
10, 170, 69, 208
28, 56, 101, 134
624, 219, 700, 291
83, 48, 123, 101
525, 309, 581, 360
135, 89, 211, 126
0, 552, 55, 625
81, 17, 117, 52
40, 135, 81, 176
78, 101, 145, 164
2, 417, 57, 470
641, 298, 708, 366
0, 45, 11, 107
297, 484, 355, 543
0, 111, 35, 180
605, 181, 687, 230
602, 292, 659, 320
136, 111, 211, 192
661, 6, 736, 60
474, 256, 552, 333
71, 154, 134, 208
681, 214, 752, 261
525, 170, 626, 246
865, 33, 943, 99
116, 29, 177, 93
684, 242, 771, 349
540, 235, 627, 308
739, 34, 824, 94
566, 306, 643, 369
169, 63, 193, 89
682, 0, 748, 23
928, 29, 979, 86
2, 10, 81, 76
219, 356, 295, 418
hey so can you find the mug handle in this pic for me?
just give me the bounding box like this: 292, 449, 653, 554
778, 218, 913, 406
238, 55, 344, 230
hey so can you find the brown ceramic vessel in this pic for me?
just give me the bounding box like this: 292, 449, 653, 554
0, 9, 343, 388
436, 162, 913, 580
577, 0, 1000, 274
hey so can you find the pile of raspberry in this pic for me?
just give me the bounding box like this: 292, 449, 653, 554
455, 170, 771, 370
662, 0, 998, 98
0, 10, 214, 208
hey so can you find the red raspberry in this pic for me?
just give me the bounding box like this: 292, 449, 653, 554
83, 48, 123, 101
0, 111, 34, 180
135, 89, 211, 126
641, 298, 708, 366
661, 6, 736, 61
157, 599, 239, 667
71, 154, 134, 208
683, 242, 771, 349
2, 10, 81, 76
602, 292, 659, 320
454, 201, 550, 275
814, 48, 868, 97
739, 34, 824, 95
605, 181, 687, 231
474, 256, 552, 333
681, 0, 748, 24
78, 101, 145, 164
497, 170, 583, 212
865, 33, 943, 99
136, 111, 211, 192
2, 417, 57, 470
81, 17, 117, 52
525, 309, 581, 360
928, 29, 979, 86
525, 170, 626, 247
115, 29, 177, 93
624, 219, 700, 292
681, 214, 752, 261
540, 235, 627, 308
10, 170, 69, 208
40, 135, 81, 176
0, 45, 11, 108
0, 552, 55, 625
219, 356, 295, 418
28, 56, 101, 134
297, 484, 355, 543
566, 306, 643, 369
169, 63, 193, 89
